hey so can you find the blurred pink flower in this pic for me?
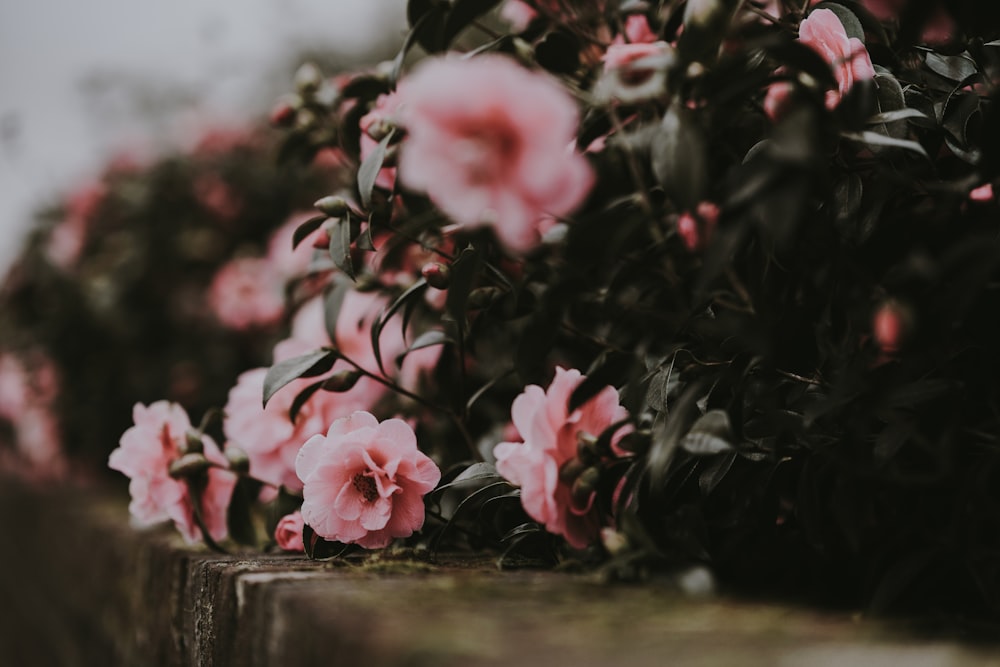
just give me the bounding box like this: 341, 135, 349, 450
801, 8, 875, 109
208, 257, 286, 331
677, 201, 720, 251
275, 511, 306, 552
399, 55, 593, 254
266, 212, 325, 281
0, 352, 66, 481
296, 411, 440, 548
45, 180, 106, 270
493, 367, 631, 549
501, 0, 537, 30
969, 183, 995, 202
623, 14, 658, 43
108, 401, 235, 543
193, 174, 243, 221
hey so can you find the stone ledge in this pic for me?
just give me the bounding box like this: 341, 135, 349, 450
0, 482, 996, 666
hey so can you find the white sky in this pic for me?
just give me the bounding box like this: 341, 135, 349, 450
0, 0, 405, 275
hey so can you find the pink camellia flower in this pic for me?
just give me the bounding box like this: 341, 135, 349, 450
295, 411, 441, 548
624, 14, 658, 43
873, 301, 907, 354
802, 9, 875, 108
208, 257, 286, 331
493, 367, 631, 549
398, 55, 593, 254
765, 9, 875, 117
275, 511, 306, 552
108, 401, 236, 543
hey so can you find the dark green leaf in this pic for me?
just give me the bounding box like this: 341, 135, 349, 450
443, 0, 504, 45
396, 329, 453, 367
841, 131, 929, 158
652, 103, 707, 209
680, 409, 733, 455
328, 216, 356, 280
698, 451, 737, 496
292, 215, 327, 250
444, 246, 482, 335
262, 349, 338, 407
392, 3, 448, 86
924, 51, 978, 82
371, 278, 429, 375
288, 379, 325, 423
432, 462, 502, 493
226, 477, 259, 547
358, 130, 394, 211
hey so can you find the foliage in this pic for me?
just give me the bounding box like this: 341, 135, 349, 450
69, 0, 1000, 624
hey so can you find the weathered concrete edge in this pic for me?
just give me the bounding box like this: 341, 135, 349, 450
1, 483, 998, 667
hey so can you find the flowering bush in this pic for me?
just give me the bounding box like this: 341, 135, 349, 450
2, 0, 990, 621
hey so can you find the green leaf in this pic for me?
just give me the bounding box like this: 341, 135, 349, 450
358, 130, 394, 211
328, 217, 356, 280
698, 451, 737, 496
652, 103, 707, 209
396, 329, 453, 367
924, 51, 978, 83
865, 108, 928, 125
443, 0, 503, 45
432, 462, 502, 494
292, 215, 327, 250
841, 131, 929, 158
392, 3, 448, 86
371, 278, 429, 375
288, 379, 325, 424
323, 279, 351, 344
226, 477, 259, 547
302, 523, 351, 560
444, 246, 482, 335
680, 409, 733, 455
262, 349, 338, 407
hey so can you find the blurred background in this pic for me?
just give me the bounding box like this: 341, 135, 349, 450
0, 0, 404, 277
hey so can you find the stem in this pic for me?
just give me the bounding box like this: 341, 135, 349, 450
338, 350, 483, 461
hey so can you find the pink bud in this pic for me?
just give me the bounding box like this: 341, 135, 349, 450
969, 183, 994, 203
873, 302, 906, 353
275, 511, 305, 552
269, 100, 296, 127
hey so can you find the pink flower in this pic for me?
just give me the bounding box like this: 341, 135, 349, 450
799, 9, 875, 109
275, 511, 306, 552
493, 367, 631, 549
295, 411, 441, 548
266, 212, 325, 281
108, 401, 236, 543
208, 257, 286, 331
0, 353, 67, 481
501, 0, 538, 30
223, 364, 379, 492
623, 14, 658, 44
193, 174, 243, 221
873, 302, 906, 354
398, 55, 593, 254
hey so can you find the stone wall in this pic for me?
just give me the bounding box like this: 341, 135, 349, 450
0, 482, 995, 666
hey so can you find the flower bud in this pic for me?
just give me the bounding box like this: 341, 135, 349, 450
600, 527, 630, 556
571, 466, 601, 508
322, 369, 362, 393
421, 262, 451, 289
577, 431, 599, 463
168, 452, 211, 479
616, 430, 651, 454
559, 457, 588, 484
366, 118, 395, 143
314, 195, 351, 218
183, 430, 204, 454
269, 95, 299, 127
467, 286, 505, 310
294, 62, 324, 95
225, 446, 250, 474
873, 301, 909, 354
